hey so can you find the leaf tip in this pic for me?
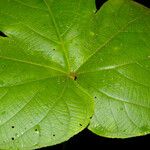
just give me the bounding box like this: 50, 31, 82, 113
11, 137, 15, 141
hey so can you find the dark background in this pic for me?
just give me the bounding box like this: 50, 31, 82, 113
41, 0, 150, 149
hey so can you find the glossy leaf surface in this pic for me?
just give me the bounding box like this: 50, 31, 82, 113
0, 0, 150, 149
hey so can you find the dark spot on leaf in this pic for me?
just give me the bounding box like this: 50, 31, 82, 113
90, 116, 92, 119
94, 96, 97, 99
35, 129, 38, 131
53, 134, 55, 137
133, 0, 150, 8
53, 48, 55, 51
11, 126, 15, 128
0, 31, 7, 37
95, 0, 108, 13
11, 137, 14, 140
79, 124, 82, 126
74, 76, 77, 81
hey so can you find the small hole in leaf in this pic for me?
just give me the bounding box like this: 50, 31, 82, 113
53, 134, 55, 137
11, 126, 15, 129
0, 31, 7, 37
79, 124, 82, 126
11, 137, 15, 140
74, 76, 77, 81
95, 0, 108, 13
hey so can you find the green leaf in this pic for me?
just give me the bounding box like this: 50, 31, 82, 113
79, 0, 150, 138
0, 0, 150, 149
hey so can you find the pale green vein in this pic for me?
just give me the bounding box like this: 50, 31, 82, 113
77, 57, 150, 74
14, 80, 68, 141
0, 55, 66, 74
13, 0, 48, 12
74, 81, 93, 100
136, 62, 150, 72
77, 62, 136, 74
0, 90, 8, 101
22, 23, 60, 44
82, 81, 150, 109
60, 0, 81, 37
108, 100, 119, 132
100, 89, 150, 110
43, 0, 70, 70
0, 11, 59, 45
123, 103, 140, 129
116, 70, 150, 89
0, 75, 65, 88
0, 90, 39, 126
76, 16, 142, 72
